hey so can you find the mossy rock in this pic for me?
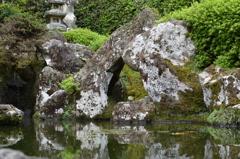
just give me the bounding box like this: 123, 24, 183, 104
155, 60, 206, 117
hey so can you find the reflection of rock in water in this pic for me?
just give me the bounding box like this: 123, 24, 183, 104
204, 140, 212, 159
35, 121, 66, 151
113, 125, 154, 146
76, 122, 109, 159
34, 121, 70, 158
0, 127, 23, 148
146, 143, 193, 159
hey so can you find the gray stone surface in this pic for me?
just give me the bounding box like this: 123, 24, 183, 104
199, 65, 240, 109
0, 148, 46, 159
73, 8, 159, 118
42, 39, 82, 73
112, 96, 155, 122
0, 104, 23, 124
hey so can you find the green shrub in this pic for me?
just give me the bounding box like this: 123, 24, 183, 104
0, 12, 49, 68
62, 106, 73, 119
207, 108, 240, 124
76, 0, 197, 35
60, 76, 80, 94
0, 3, 20, 23
61, 28, 109, 51
162, 0, 240, 69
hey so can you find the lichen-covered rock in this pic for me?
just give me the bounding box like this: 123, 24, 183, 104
112, 96, 155, 122
65, 43, 95, 63
37, 90, 68, 118
199, 65, 240, 109
0, 104, 23, 124
73, 8, 159, 118
42, 39, 82, 73
50, 31, 67, 43
35, 35, 92, 118
120, 18, 205, 115
74, 67, 113, 118
123, 19, 196, 103
35, 66, 65, 111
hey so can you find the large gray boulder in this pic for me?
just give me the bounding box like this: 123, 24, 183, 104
73, 13, 204, 119
36, 90, 68, 118
65, 43, 95, 63
35, 30, 96, 118
42, 39, 82, 73
112, 96, 155, 122
35, 66, 65, 112
199, 65, 240, 109
123, 19, 196, 104
73, 8, 160, 118
0, 104, 23, 124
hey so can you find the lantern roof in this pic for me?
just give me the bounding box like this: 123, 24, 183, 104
44, 9, 67, 18
48, 0, 65, 4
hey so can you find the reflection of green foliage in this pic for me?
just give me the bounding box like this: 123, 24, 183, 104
62, 121, 74, 134
207, 108, 240, 124
207, 127, 240, 145
57, 146, 80, 159
96, 129, 131, 135
123, 144, 146, 159
120, 65, 148, 100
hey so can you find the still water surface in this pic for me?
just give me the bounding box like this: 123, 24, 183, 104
1, 119, 240, 159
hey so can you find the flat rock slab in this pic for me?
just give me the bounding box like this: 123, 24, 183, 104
0, 104, 23, 125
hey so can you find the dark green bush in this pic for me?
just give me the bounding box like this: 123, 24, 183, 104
162, 0, 240, 68
0, 12, 49, 66
0, 3, 19, 23
1, 0, 49, 22
61, 28, 109, 51
2, 0, 197, 35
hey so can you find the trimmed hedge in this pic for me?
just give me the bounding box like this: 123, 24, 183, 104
162, 0, 240, 68
61, 28, 109, 51
75, 0, 197, 35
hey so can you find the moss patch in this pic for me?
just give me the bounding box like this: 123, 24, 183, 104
156, 60, 207, 117
120, 64, 148, 101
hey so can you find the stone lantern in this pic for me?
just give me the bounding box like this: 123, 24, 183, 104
44, 0, 78, 31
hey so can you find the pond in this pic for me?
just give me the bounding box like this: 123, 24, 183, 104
1, 119, 240, 159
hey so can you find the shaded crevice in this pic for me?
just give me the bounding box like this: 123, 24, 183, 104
107, 57, 125, 99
